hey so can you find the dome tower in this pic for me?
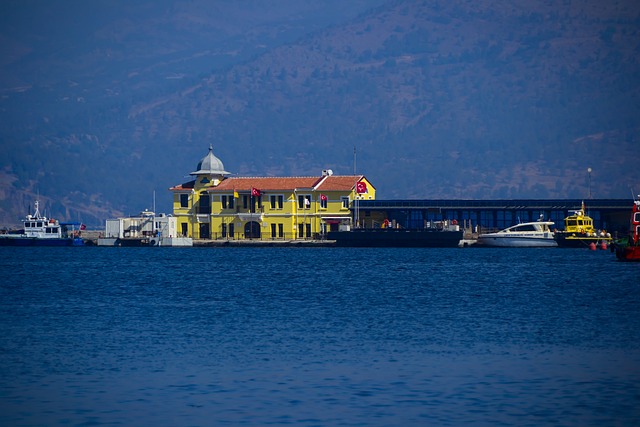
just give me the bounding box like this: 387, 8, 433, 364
191, 145, 230, 186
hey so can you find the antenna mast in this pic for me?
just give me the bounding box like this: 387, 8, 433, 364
353, 146, 356, 175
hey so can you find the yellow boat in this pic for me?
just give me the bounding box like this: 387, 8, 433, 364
554, 201, 612, 248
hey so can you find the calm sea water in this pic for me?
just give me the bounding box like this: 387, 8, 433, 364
0, 246, 638, 427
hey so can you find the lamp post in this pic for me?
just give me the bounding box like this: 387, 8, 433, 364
587, 167, 592, 199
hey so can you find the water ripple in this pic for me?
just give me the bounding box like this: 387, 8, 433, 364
0, 247, 638, 426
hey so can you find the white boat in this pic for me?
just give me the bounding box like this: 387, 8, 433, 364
0, 200, 84, 246
477, 217, 557, 247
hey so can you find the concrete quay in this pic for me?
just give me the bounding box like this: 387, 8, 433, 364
193, 239, 336, 247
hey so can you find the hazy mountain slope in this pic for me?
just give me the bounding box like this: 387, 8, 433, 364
132, 0, 640, 198
0, 0, 387, 225
1, 0, 639, 226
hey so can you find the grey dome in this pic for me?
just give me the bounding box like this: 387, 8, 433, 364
190, 145, 230, 176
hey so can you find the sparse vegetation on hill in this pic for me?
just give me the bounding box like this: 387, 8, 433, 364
0, 0, 638, 226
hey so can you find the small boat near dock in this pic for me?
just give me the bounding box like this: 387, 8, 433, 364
611, 195, 640, 261
0, 200, 84, 246
553, 202, 612, 249
477, 216, 557, 247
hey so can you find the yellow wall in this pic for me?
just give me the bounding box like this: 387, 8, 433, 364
172, 177, 375, 240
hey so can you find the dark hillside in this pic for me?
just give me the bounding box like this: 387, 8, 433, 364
131, 0, 640, 199
0, 0, 639, 226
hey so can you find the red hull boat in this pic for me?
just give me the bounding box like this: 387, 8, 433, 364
613, 195, 640, 262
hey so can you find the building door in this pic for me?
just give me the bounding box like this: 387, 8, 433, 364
199, 223, 210, 239
245, 221, 261, 239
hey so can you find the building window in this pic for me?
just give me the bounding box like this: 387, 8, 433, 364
221, 195, 235, 209
550, 211, 564, 229
241, 194, 261, 211
515, 210, 529, 224
298, 194, 311, 209
319, 195, 327, 209
341, 197, 350, 209
271, 223, 277, 238
198, 193, 211, 214
249, 196, 261, 213
270, 195, 284, 210
181, 223, 188, 237
229, 223, 235, 239
278, 223, 284, 238
180, 194, 189, 208
222, 223, 227, 238
496, 210, 513, 229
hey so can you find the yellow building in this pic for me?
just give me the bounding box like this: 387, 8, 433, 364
169, 146, 376, 240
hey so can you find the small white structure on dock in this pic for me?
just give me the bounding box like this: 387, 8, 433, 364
98, 210, 192, 247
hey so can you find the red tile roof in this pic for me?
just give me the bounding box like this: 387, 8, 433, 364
209, 175, 369, 192
316, 175, 370, 191
170, 175, 373, 193
210, 177, 320, 192
169, 180, 195, 191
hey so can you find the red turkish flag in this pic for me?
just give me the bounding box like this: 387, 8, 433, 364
356, 181, 367, 194
251, 187, 261, 197
320, 194, 327, 201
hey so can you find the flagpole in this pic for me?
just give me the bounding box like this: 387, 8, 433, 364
353, 146, 356, 175
353, 147, 359, 228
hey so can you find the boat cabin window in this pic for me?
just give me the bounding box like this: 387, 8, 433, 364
513, 224, 536, 232
634, 212, 640, 223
